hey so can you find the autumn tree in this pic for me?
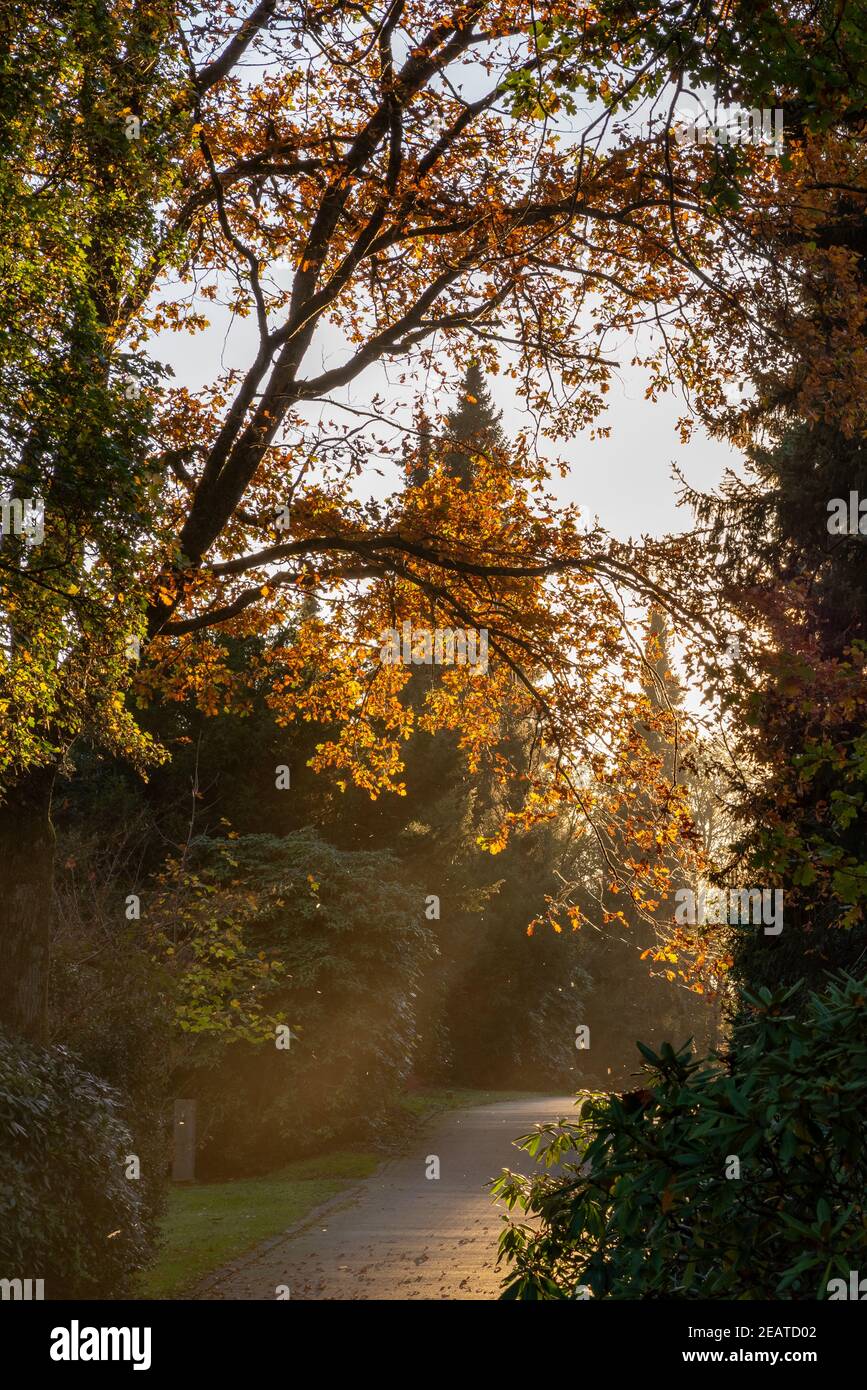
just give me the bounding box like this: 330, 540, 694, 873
4, 0, 782, 1039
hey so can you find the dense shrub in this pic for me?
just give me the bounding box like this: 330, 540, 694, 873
51, 792, 173, 1244
494, 970, 867, 1299
172, 830, 435, 1177
0, 1034, 155, 1298
50, 940, 171, 1246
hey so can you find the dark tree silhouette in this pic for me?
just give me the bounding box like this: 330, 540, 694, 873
442, 363, 506, 489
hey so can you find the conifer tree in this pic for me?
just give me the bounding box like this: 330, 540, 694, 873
442, 362, 506, 488
581, 609, 713, 1085
404, 404, 434, 488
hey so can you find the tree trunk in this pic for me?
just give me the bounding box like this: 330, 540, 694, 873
0, 765, 56, 1042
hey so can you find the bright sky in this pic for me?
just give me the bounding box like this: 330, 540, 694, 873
154, 295, 738, 544
151, 27, 745, 546
487, 360, 736, 542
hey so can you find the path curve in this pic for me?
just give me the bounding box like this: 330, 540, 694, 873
197, 1095, 575, 1301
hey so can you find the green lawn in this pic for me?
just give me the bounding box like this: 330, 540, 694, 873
140, 1087, 544, 1298
396, 1086, 542, 1119
138, 1151, 379, 1298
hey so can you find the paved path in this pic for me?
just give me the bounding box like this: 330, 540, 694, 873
197, 1095, 576, 1301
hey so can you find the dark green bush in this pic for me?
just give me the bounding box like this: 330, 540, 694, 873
50, 929, 171, 1252
0, 1034, 155, 1298
494, 970, 867, 1299
175, 830, 435, 1177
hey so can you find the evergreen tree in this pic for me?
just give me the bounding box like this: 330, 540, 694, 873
404, 403, 433, 487
688, 421, 867, 1001
442, 362, 506, 488
584, 609, 714, 1086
